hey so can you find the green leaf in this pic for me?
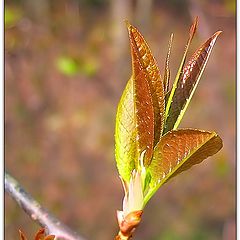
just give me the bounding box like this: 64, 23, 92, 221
144, 129, 223, 204
115, 77, 137, 182
115, 22, 166, 181
5, 7, 22, 28
56, 56, 79, 76
164, 31, 222, 133
164, 17, 198, 128
126, 22, 165, 146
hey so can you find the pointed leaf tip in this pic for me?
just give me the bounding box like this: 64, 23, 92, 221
163, 33, 174, 93
115, 22, 166, 179
164, 28, 222, 133
19, 230, 27, 240
189, 16, 198, 41
165, 17, 198, 125
213, 30, 222, 38
127, 22, 165, 147
124, 19, 131, 29
145, 129, 223, 205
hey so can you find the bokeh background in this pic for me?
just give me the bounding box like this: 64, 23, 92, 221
5, 0, 235, 239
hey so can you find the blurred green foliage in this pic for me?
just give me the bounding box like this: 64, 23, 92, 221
56, 56, 79, 76
160, 229, 182, 240
56, 56, 98, 77
224, 0, 236, 14
214, 155, 230, 178
5, 6, 22, 28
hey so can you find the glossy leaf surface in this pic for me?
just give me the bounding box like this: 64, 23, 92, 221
164, 31, 222, 133
128, 23, 155, 166
145, 129, 223, 204
115, 22, 166, 181
164, 17, 198, 124
115, 77, 136, 182
127, 22, 165, 145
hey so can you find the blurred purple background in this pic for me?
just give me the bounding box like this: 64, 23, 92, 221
5, 0, 235, 239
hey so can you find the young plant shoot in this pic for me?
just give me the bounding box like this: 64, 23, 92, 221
114, 17, 223, 240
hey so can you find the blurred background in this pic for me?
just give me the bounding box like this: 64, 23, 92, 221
5, 0, 235, 239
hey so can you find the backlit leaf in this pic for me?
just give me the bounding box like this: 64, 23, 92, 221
115, 77, 136, 182
126, 22, 165, 145
128, 24, 155, 166
164, 31, 222, 133
145, 129, 223, 204
115, 21, 166, 181
163, 34, 174, 94
165, 17, 198, 126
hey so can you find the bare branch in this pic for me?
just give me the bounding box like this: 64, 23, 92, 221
5, 172, 87, 240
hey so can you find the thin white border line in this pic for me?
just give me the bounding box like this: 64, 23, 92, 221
1, 1, 4, 239
236, 0, 239, 239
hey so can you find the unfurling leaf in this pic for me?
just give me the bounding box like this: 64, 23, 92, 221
164, 17, 198, 123
164, 31, 222, 133
127, 23, 155, 166
163, 33, 174, 94
115, 18, 223, 240
145, 129, 223, 204
115, 22, 166, 181
126, 21, 165, 146
115, 77, 136, 182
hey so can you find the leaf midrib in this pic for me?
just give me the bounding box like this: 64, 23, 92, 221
143, 130, 216, 205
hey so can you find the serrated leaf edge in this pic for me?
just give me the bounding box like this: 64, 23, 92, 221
143, 129, 222, 205
172, 31, 222, 130
165, 17, 198, 122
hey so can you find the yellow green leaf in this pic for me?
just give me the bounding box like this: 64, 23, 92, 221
115, 77, 136, 182
115, 21, 166, 181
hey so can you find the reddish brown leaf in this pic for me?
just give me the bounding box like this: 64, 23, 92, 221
127, 24, 155, 166
127, 22, 165, 146
44, 235, 55, 240
19, 228, 55, 240
19, 230, 27, 240
164, 31, 221, 133
149, 129, 223, 187
163, 33, 174, 93
164, 17, 198, 130
35, 228, 45, 240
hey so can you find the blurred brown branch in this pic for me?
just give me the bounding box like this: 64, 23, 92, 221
5, 172, 87, 240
